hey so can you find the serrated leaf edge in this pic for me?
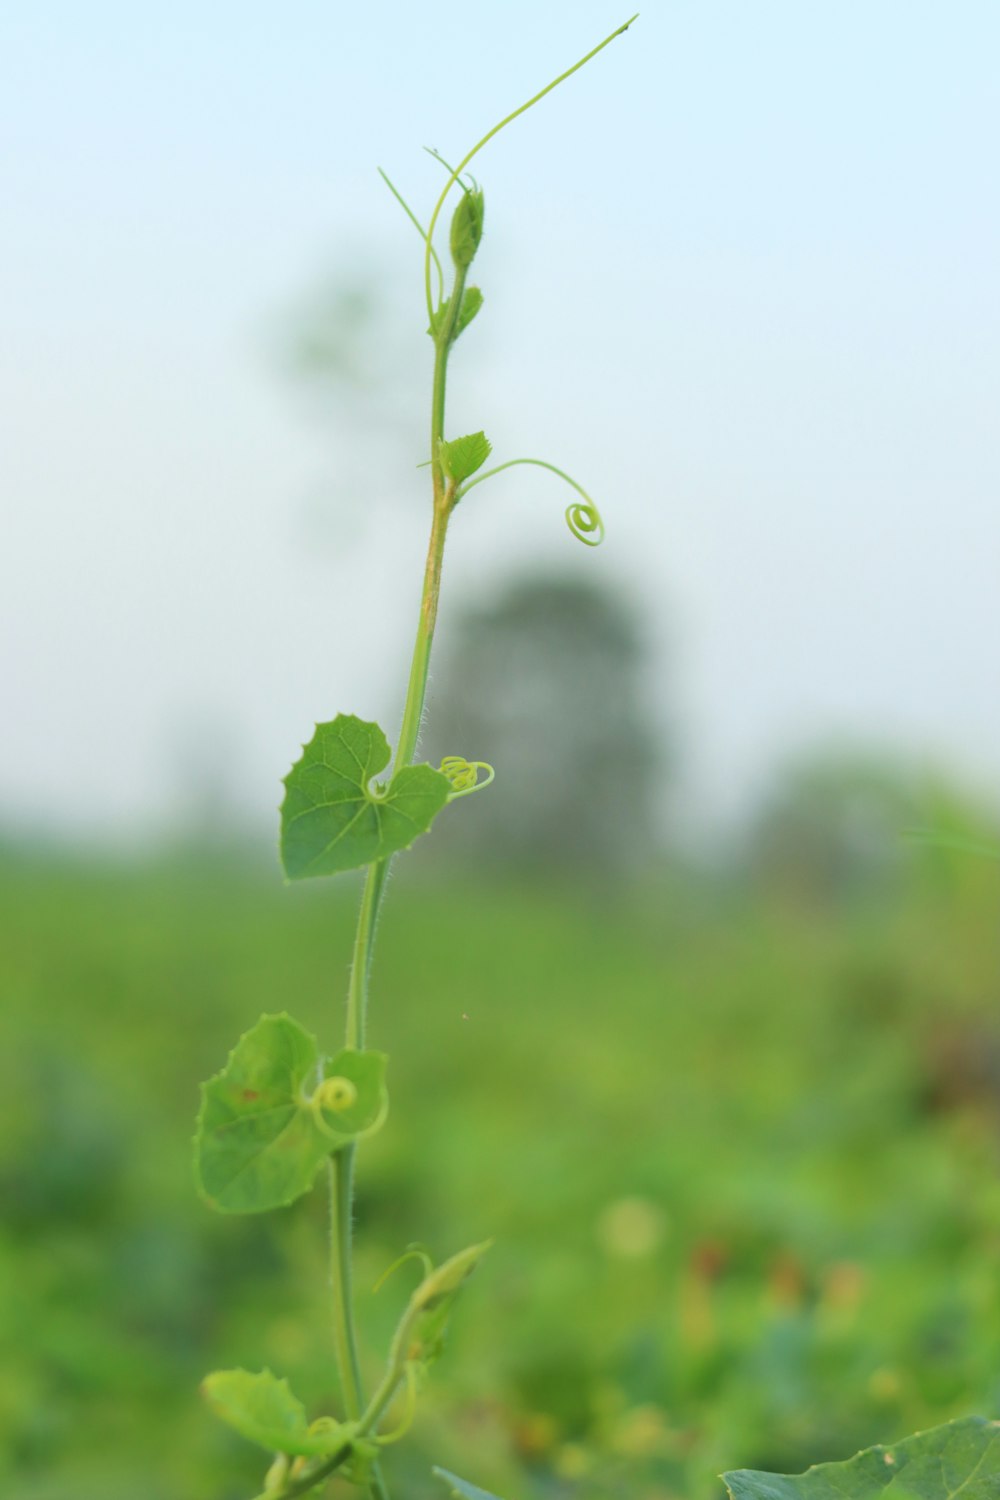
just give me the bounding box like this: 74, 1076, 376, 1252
202, 1366, 353, 1458
193, 1012, 326, 1214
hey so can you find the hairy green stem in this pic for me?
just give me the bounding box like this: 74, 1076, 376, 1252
329, 1154, 364, 1420
249, 1441, 355, 1500
430, 266, 467, 488
326, 273, 460, 1500
346, 859, 388, 1050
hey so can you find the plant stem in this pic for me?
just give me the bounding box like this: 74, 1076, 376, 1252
346, 860, 388, 1050
429, 266, 466, 490
329, 1154, 364, 1420
395, 491, 451, 768
326, 280, 460, 1500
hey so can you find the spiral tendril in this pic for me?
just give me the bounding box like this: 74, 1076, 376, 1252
565, 498, 605, 547
439, 756, 496, 799
315, 1076, 358, 1114
453, 457, 605, 548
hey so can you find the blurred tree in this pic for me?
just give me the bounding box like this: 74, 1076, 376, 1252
744, 756, 920, 905
274, 254, 424, 552
425, 573, 661, 878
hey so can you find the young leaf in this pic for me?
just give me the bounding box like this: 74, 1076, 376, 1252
723, 1416, 1000, 1500
428, 285, 483, 342
455, 285, 483, 337
449, 186, 485, 269
195, 1014, 387, 1213
281, 715, 451, 880
439, 432, 492, 485
433, 1468, 505, 1500
202, 1368, 352, 1457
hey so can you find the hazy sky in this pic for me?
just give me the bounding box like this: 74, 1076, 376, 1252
3, 2, 998, 844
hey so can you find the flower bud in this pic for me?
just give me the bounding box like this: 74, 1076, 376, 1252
449, 187, 485, 270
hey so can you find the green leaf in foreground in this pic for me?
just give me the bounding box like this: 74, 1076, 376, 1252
439, 431, 492, 484
281, 714, 450, 880
724, 1416, 1000, 1500
195, 1014, 387, 1213
433, 1468, 505, 1500
202, 1368, 352, 1457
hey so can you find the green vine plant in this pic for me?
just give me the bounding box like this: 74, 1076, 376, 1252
193, 16, 1000, 1500
193, 19, 633, 1500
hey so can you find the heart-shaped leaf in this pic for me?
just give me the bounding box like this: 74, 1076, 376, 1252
724, 1416, 1000, 1500
195, 1014, 388, 1213
202, 1368, 352, 1457
281, 715, 450, 880
433, 1468, 505, 1500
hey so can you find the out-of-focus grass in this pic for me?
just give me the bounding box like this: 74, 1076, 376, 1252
1, 839, 999, 1500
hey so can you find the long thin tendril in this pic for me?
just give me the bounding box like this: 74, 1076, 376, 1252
422, 14, 639, 322
371, 1246, 434, 1296
374, 1363, 420, 1447
377, 167, 444, 307
422, 146, 470, 188
455, 457, 605, 546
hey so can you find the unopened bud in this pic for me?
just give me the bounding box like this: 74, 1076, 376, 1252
449, 187, 485, 269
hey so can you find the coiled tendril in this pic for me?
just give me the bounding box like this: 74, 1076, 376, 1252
439, 756, 495, 799
454, 457, 605, 548
565, 497, 605, 547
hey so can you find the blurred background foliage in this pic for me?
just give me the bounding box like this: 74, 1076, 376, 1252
2, 717, 998, 1499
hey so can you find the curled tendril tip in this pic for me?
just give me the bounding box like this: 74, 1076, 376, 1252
453, 457, 605, 548
440, 757, 496, 799
565, 498, 604, 547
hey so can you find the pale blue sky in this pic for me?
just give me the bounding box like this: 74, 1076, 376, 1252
3, 3, 998, 841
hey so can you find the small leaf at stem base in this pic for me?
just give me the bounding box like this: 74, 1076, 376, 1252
202, 1368, 352, 1457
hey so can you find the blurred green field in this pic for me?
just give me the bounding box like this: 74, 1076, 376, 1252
2, 834, 999, 1500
